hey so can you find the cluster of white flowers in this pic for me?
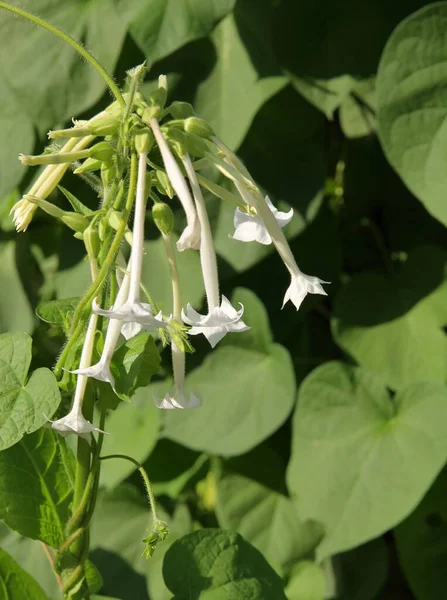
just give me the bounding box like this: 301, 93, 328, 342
13, 74, 328, 439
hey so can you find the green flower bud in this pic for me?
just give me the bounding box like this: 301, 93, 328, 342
155, 170, 174, 199
141, 105, 161, 124
73, 157, 102, 174
83, 224, 101, 258
184, 117, 214, 139
101, 162, 115, 188
164, 128, 187, 158
152, 202, 174, 235
24, 195, 88, 232
88, 141, 114, 162
134, 128, 154, 154
149, 86, 167, 111
169, 101, 195, 119
183, 132, 209, 158
61, 212, 89, 233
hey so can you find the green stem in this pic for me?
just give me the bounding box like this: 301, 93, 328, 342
0, 2, 124, 108
54, 152, 138, 377
100, 454, 158, 522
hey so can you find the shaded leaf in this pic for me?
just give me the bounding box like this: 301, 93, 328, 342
0, 548, 48, 600
0, 242, 34, 335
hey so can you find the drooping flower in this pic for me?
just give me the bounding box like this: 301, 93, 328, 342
181, 154, 249, 347
50, 313, 106, 441
282, 272, 329, 311
150, 118, 200, 251
232, 196, 293, 245
93, 152, 167, 335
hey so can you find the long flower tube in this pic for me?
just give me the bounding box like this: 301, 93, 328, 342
181, 154, 249, 347
149, 118, 200, 251
155, 230, 201, 410
93, 152, 167, 335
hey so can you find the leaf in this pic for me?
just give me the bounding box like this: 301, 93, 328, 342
332, 246, 447, 389
36, 297, 79, 327
58, 186, 91, 215
287, 361, 447, 560
290, 75, 355, 120
118, 0, 236, 66
395, 466, 447, 600
162, 343, 295, 456
0, 429, 74, 548
0, 103, 34, 200
0, 523, 61, 599
339, 77, 377, 138
285, 561, 325, 600
0, 0, 126, 132
163, 529, 287, 599
0, 189, 20, 232
100, 387, 161, 489
194, 13, 287, 149
113, 332, 161, 401
0, 548, 48, 600
376, 2, 447, 226
0, 242, 34, 335
216, 446, 323, 571
0, 332, 61, 451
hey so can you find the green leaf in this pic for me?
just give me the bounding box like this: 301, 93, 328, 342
194, 13, 287, 149
0, 523, 60, 599
0, 429, 74, 547
0, 105, 34, 200
395, 466, 447, 600
216, 446, 323, 571
332, 246, 447, 389
376, 2, 447, 226
118, 0, 235, 66
287, 361, 447, 560
113, 332, 161, 401
0, 548, 48, 600
0, 332, 60, 451
0, 189, 20, 232
285, 561, 325, 600
163, 529, 287, 599
0, 242, 34, 335
36, 297, 79, 327
100, 387, 161, 489
58, 186, 91, 215
162, 343, 295, 456
290, 75, 355, 120
0, 0, 126, 132
339, 77, 377, 139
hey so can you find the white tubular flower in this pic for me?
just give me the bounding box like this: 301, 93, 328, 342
50, 313, 106, 441
149, 118, 200, 251
154, 230, 201, 410
282, 272, 329, 311
11, 135, 95, 232
93, 152, 167, 335
182, 295, 249, 348
182, 154, 249, 347
232, 196, 293, 245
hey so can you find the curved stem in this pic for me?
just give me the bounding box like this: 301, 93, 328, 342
0, 2, 124, 108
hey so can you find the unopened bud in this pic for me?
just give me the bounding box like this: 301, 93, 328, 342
88, 142, 114, 162
152, 202, 174, 235
164, 128, 187, 158
74, 157, 102, 174
155, 170, 174, 199
134, 128, 154, 154
169, 101, 195, 119
83, 224, 101, 258
184, 117, 214, 139
141, 105, 162, 123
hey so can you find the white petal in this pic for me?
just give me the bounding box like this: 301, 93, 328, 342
121, 320, 143, 340
282, 272, 329, 310
177, 223, 201, 251
232, 208, 272, 245
202, 326, 229, 348
182, 304, 206, 326
154, 390, 202, 409
49, 410, 107, 441
68, 361, 115, 388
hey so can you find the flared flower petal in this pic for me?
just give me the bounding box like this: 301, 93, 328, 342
282, 272, 329, 311
177, 222, 201, 252
182, 295, 250, 348
93, 299, 167, 334
232, 196, 293, 245
69, 360, 115, 389
47, 410, 106, 441
154, 389, 202, 410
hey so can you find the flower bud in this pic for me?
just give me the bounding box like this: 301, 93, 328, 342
164, 128, 187, 158
169, 101, 195, 119
141, 105, 162, 123
88, 141, 114, 162
24, 195, 88, 232
101, 162, 115, 188
83, 224, 101, 258
184, 117, 214, 139
61, 212, 89, 232
73, 157, 102, 174
134, 128, 154, 154
155, 170, 174, 199
152, 202, 174, 235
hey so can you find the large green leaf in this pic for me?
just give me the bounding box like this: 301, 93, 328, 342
100, 387, 161, 489
0, 548, 48, 600
161, 343, 295, 456
285, 561, 325, 600
0, 107, 34, 200
194, 13, 287, 149
118, 0, 235, 66
332, 246, 447, 389
216, 446, 323, 571
287, 361, 447, 560
0, 242, 34, 335
376, 2, 447, 226
163, 529, 287, 599
395, 467, 447, 600
0, 332, 60, 451
0, 429, 74, 548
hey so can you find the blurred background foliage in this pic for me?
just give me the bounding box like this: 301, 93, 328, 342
0, 0, 446, 599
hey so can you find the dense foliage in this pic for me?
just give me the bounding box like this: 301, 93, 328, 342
0, 1, 446, 599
